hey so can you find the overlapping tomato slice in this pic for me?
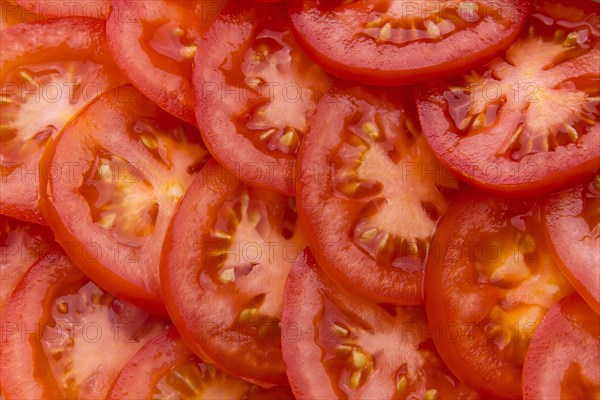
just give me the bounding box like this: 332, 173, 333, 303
193, 0, 332, 195
425, 191, 574, 398
0, 18, 126, 224
298, 82, 459, 305
108, 327, 295, 399
0, 249, 166, 399
161, 161, 304, 386
282, 249, 481, 399
288, 0, 531, 85
39, 85, 209, 315
523, 294, 600, 399
107, 0, 226, 124
417, 0, 600, 195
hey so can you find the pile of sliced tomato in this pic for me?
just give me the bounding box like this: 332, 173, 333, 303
1, 0, 598, 399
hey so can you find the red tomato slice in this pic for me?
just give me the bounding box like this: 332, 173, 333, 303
39, 85, 209, 315
523, 294, 600, 400
0, 249, 165, 399
0, 215, 54, 312
15, 0, 110, 19
287, 0, 531, 85
0, 18, 125, 224
108, 327, 294, 399
282, 249, 481, 399
107, 0, 226, 124
425, 190, 574, 398
161, 161, 303, 386
193, 0, 332, 195
298, 82, 459, 305
543, 174, 600, 314
417, 1, 600, 195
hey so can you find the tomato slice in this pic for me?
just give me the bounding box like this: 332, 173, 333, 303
0, 249, 165, 399
39, 85, 209, 315
425, 190, 574, 398
15, 0, 110, 19
523, 294, 600, 400
298, 82, 459, 305
0, 18, 125, 224
542, 174, 600, 314
193, 1, 332, 195
417, 1, 600, 195
287, 0, 531, 85
281, 249, 481, 399
161, 160, 303, 386
0, 215, 54, 312
108, 327, 294, 399
107, 0, 226, 124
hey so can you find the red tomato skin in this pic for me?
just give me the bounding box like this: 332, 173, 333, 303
523, 294, 600, 400
287, 0, 532, 85
416, 89, 600, 196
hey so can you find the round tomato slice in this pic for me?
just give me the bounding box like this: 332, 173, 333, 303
0, 249, 165, 399
193, 0, 332, 195
542, 174, 600, 314
0, 18, 125, 224
425, 191, 574, 398
523, 294, 600, 400
281, 249, 481, 399
107, 0, 226, 124
161, 161, 303, 386
108, 327, 294, 399
0, 215, 54, 312
39, 85, 209, 315
287, 0, 531, 85
15, 0, 110, 19
417, 1, 600, 195
298, 82, 459, 305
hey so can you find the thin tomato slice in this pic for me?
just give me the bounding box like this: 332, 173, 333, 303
417, 1, 600, 195
39, 85, 209, 315
0, 215, 54, 312
543, 174, 600, 314
161, 161, 303, 386
193, 0, 332, 195
15, 0, 110, 19
108, 327, 294, 399
0, 249, 165, 399
425, 191, 574, 398
523, 294, 600, 400
107, 0, 226, 124
0, 18, 125, 224
282, 249, 481, 399
287, 0, 531, 85
298, 82, 459, 305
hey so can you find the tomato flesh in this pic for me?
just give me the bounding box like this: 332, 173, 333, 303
543, 174, 600, 314
39, 85, 209, 315
288, 0, 531, 85
0, 18, 125, 224
523, 294, 600, 400
193, 0, 332, 195
425, 191, 574, 398
417, 0, 600, 195
282, 249, 480, 399
108, 327, 294, 399
161, 161, 303, 386
298, 82, 459, 305
0, 250, 165, 399
107, 0, 226, 124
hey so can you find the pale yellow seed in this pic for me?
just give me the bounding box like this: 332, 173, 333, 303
336, 345, 353, 355
219, 268, 235, 283
379, 22, 392, 41
179, 45, 197, 60
57, 301, 69, 314
333, 324, 349, 337
166, 182, 184, 201
362, 122, 380, 140
424, 20, 441, 38
564, 31, 579, 47
565, 125, 579, 141
213, 230, 232, 240
260, 128, 277, 141
366, 17, 382, 28
140, 134, 158, 150
396, 375, 408, 393
173, 27, 184, 37
405, 239, 419, 255
351, 350, 368, 369
471, 113, 486, 130
425, 389, 438, 400
99, 163, 113, 182
349, 370, 363, 390
247, 77, 263, 90
360, 228, 378, 241
279, 129, 296, 147
98, 213, 116, 229
18, 70, 36, 85
239, 307, 258, 322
